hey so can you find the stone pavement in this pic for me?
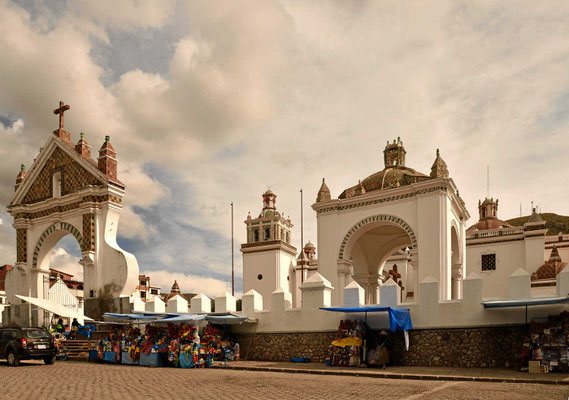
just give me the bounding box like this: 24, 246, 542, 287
0, 360, 568, 400
215, 360, 569, 385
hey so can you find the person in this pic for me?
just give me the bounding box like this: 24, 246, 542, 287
56, 316, 64, 334
70, 318, 81, 339
377, 330, 389, 369
233, 342, 240, 361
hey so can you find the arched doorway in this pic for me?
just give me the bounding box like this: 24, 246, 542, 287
338, 215, 417, 305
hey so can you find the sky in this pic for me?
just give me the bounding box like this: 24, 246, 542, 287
1, 0, 569, 297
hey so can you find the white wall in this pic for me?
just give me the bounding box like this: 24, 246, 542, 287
234, 268, 569, 334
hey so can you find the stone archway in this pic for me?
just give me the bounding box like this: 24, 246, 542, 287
4, 103, 139, 326
337, 215, 418, 304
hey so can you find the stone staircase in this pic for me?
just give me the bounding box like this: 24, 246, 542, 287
61, 340, 91, 361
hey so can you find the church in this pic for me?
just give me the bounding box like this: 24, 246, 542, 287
4, 103, 569, 367
238, 138, 569, 366
242, 137, 568, 309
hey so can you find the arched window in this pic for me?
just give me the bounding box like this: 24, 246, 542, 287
254, 229, 259, 242
264, 228, 271, 241
52, 171, 62, 198
286, 232, 290, 243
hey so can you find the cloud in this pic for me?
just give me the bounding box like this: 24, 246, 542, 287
49, 247, 83, 281
74, 0, 176, 30
143, 269, 231, 298
2, 0, 569, 288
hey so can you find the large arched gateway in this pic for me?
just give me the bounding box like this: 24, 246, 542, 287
3, 102, 139, 326
313, 139, 469, 305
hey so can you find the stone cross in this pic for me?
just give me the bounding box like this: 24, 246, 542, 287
53, 101, 70, 131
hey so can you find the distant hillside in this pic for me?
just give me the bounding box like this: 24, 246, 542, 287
506, 213, 569, 236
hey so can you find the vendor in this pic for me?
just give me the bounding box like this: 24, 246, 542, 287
366, 331, 389, 369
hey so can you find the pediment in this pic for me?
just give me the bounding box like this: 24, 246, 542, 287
10, 136, 110, 207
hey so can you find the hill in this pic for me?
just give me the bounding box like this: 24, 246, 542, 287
506, 213, 569, 236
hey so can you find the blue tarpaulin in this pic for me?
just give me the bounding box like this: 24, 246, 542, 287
206, 315, 248, 325
103, 313, 159, 320
320, 306, 412, 331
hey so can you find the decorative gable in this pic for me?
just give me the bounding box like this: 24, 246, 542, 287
21, 146, 103, 205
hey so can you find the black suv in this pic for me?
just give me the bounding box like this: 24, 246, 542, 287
0, 327, 57, 366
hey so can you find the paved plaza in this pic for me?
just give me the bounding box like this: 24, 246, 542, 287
1, 361, 568, 400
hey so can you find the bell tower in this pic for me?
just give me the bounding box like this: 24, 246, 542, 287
241, 190, 297, 309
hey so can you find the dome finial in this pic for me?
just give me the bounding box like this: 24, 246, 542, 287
80, 132, 85, 140
20, 164, 25, 171
436, 148, 440, 157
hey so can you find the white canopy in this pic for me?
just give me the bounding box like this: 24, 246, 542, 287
16, 295, 93, 321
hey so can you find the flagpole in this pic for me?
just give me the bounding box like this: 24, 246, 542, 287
231, 202, 234, 296
300, 188, 304, 283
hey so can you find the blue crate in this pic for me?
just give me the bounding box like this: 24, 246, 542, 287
88, 350, 98, 361
121, 351, 139, 365
140, 352, 163, 367
103, 351, 116, 363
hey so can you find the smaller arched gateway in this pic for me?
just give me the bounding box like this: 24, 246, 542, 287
4, 102, 139, 326
337, 214, 417, 304
313, 139, 469, 305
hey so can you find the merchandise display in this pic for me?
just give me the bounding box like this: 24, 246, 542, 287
525, 312, 569, 373
327, 320, 366, 367
88, 320, 240, 369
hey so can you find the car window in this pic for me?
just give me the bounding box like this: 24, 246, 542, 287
1, 330, 18, 340
25, 329, 51, 339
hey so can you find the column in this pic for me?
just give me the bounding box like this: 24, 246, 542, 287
451, 263, 463, 299
408, 250, 419, 300
337, 259, 354, 305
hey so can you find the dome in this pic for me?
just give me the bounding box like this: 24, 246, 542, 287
339, 167, 430, 199
467, 218, 512, 232
532, 246, 566, 280
304, 241, 316, 249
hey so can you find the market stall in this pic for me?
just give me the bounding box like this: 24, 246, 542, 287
98, 312, 247, 368
320, 306, 412, 368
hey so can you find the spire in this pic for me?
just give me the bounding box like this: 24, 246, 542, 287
15, 164, 26, 191
98, 135, 118, 180
527, 207, 544, 223
171, 280, 180, 294
549, 245, 561, 263
316, 178, 331, 202
75, 132, 92, 158
430, 148, 449, 178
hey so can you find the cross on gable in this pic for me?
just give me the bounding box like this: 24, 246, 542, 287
53, 101, 70, 131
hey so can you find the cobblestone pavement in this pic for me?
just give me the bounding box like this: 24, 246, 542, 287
1, 361, 568, 400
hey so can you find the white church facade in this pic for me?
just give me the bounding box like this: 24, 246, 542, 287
239, 138, 569, 334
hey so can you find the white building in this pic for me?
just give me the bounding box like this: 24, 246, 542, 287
237, 138, 569, 332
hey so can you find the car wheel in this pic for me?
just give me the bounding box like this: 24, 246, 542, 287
7, 350, 20, 367
44, 356, 56, 365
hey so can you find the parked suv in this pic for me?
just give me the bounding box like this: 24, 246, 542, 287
0, 327, 57, 366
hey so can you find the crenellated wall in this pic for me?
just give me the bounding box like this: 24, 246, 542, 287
230, 267, 569, 335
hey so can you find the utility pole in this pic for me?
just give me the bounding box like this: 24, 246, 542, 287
231, 202, 234, 296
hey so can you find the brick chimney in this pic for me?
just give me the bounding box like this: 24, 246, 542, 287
15, 164, 26, 191
75, 132, 92, 158
98, 136, 117, 180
